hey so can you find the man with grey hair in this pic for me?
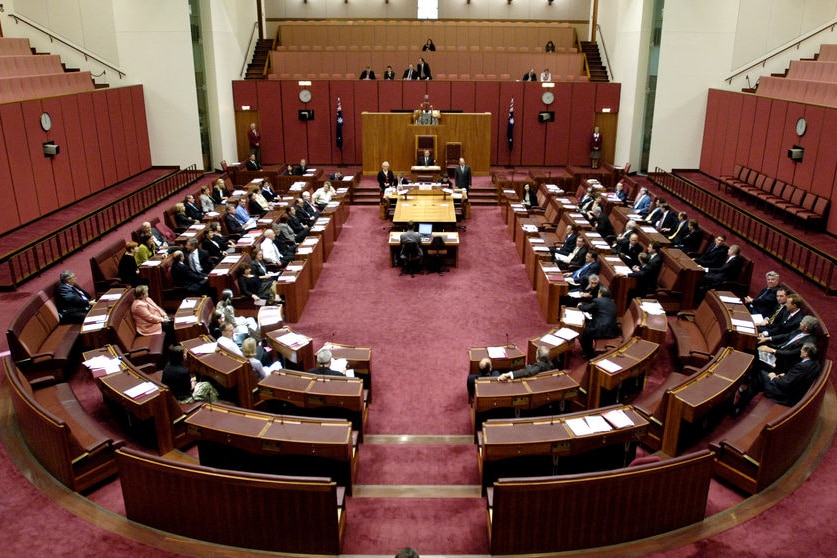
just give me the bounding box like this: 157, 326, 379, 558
758, 315, 819, 372
55, 270, 93, 323
497, 346, 554, 381
735, 342, 821, 415
307, 348, 344, 376
745, 271, 781, 317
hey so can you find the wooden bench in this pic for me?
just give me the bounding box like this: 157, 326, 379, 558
646, 247, 705, 312
89, 237, 129, 296
116, 447, 345, 554
709, 360, 832, 494
6, 290, 81, 381
4, 356, 123, 492
487, 449, 714, 554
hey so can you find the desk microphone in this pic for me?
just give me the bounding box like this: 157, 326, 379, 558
506, 332, 510, 347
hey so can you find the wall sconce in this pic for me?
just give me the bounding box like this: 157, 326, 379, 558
548, 0, 554, 4
507, 0, 512, 4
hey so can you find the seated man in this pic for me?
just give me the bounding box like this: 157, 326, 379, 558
170, 250, 211, 296
260, 229, 285, 269
202, 227, 230, 260
628, 241, 663, 298
417, 149, 434, 167
554, 236, 588, 269
735, 343, 821, 415
630, 187, 652, 216
497, 346, 553, 381
694, 234, 729, 268
55, 270, 93, 324
185, 237, 214, 274
757, 315, 819, 373
565, 249, 600, 288
745, 271, 780, 317
591, 206, 614, 239
399, 222, 423, 272
756, 288, 797, 333
550, 224, 579, 257
673, 219, 703, 254
577, 286, 620, 359
245, 153, 261, 170
700, 244, 742, 290
141, 220, 169, 250
559, 273, 600, 308
467, 357, 499, 402
615, 232, 643, 269
184, 194, 204, 221
307, 348, 345, 376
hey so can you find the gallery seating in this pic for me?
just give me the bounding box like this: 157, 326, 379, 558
4, 356, 124, 492
709, 360, 832, 494
6, 289, 81, 381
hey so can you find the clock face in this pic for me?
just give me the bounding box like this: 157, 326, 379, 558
542, 91, 555, 105
40, 112, 52, 131
299, 89, 312, 103
796, 117, 807, 136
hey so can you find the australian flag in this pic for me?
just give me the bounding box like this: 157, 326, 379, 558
507, 98, 515, 151
336, 97, 344, 150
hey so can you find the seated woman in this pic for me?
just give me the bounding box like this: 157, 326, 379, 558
173, 202, 195, 229
522, 183, 539, 209
242, 337, 283, 380
211, 178, 228, 205
199, 184, 215, 213
217, 288, 259, 345
208, 310, 224, 340
119, 241, 147, 287
130, 284, 174, 346
135, 233, 157, 266
238, 262, 278, 305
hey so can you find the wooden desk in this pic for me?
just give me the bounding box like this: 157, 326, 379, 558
184, 402, 358, 494
324, 342, 373, 404
631, 298, 669, 345
714, 290, 759, 352
598, 254, 636, 312
181, 336, 256, 408
273, 260, 310, 323
478, 404, 648, 489
535, 262, 569, 323
472, 370, 578, 433
207, 253, 247, 296
587, 337, 660, 408
257, 369, 368, 440
609, 206, 671, 248
173, 223, 207, 247
388, 231, 460, 268
392, 193, 457, 226
80, 287, 129, 348
527, 326, 578, 367
469, 345, 526, 374
264, 326, 315, 371
256, 305, 285, 334
173, 296, 214, 342
297, 235, 323, 288
310, 215, 336, 261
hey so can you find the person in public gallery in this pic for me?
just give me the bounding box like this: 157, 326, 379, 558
359, 65, 376, 80
402, 63, 418, 80
417, 57, 432, 80
422, 38, 436, 51
545, 40, 556, 53
522, 68, 538, 81
590, 126, 603, 168
383, 65, 396, 80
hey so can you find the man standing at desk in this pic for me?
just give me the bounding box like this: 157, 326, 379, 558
455, 158, 471, 192
417, 149, 434, 167
578, 286, 620, 359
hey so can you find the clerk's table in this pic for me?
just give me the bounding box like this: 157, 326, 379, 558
388, 231, 460, 268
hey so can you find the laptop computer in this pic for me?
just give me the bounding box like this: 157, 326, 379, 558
418, 223, 432, 242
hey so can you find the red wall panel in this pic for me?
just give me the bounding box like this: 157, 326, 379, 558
810, 108, 837, 198
41, 96, 74, 208
595, 83, 621, 113
426, 81, 451, 111
352, 80, 379, 160
105, 89, 129, 181
21, 100, 59, 215
450, 81, 476, 112
568, 83, 596, 166
77, 92, 105, 193
0, 108, 22, 234
401, 81, 429, 114
545, 84, 572, 166
232, 80, 258, 110
92, 91, 117, 188
279, 80, 311, 163
720, 93, 743, 173
1, 104, 39, 225
747, 97, 772, 171
520, 83, 546, 165
709, 95, 730, 172
119, 87, 141, 176
255, 81, 284, 165
735, 95, 757, 172
302, 81, 332, 164
762, 100, 787, 180
377, 80, 403, 112
699, 90, 720, 173
474, 82, 499, 162
58, 95, 91, 200
132, 86, 152, 169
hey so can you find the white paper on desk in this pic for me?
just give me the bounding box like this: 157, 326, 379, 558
751, 313, 764, 323
628, 213, 643, 220
640, 301, 665, 315
276, 275, 297, 282
257, 219, 272, 225
236, 237, 255, 246
557, 198, 573, 204
81, 322, 104, 333
566, 417, 594, 436
487, 346, 507, 359
189, 223, 205, 230
533, 246, 550, 252
286, 265, 303, 272
529, 238, 545, 244
125, 382, 158, 399
562, 308, 585, 326
614, 265, 633, 276
541, 265, 561, 273
555, 327, 580, 341
603, 409, 635, 428
181, 232, 196, 237
574, 220, 588, 226
311, 226, 326, 233
318, 217, 331, 224
209, 268, 229, 275
731, 318, 754, 329
174, 315, 197, 324
522, 224, 539, 233
206, 211, 219, 217
179, 298, 198, 309
585, 415, 613, 433
327, 201, 340, 208
302, 237, 319, 246
540, 333, 563, 346
260, 308, 282, 325
586, 232, 602, 238
592, 242, 610, 249
344, 369, 355, 377
446, 234, 457, 241
141, 259, 162, 267
191, 342, 217, 354
99, 293, 122, 301
569, 213, 585, 219
297, 247, 313, 255
83, 355, 118, 371
84, 314, 107, 324
279, 331, 309, 349
719, 295, 742, 304
330, 357, 349, 373
736, 325, 756, 334
596, 358, 622, 373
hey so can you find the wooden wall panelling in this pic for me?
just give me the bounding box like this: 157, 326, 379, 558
494, 81, 523, 167
450, 81, 477, 112
330, 80, 356, 163
91, 91, 117, 188
762, 99, 787, 180
710, 94, 732, 175
792, 104, 823, 192
58, 94, 91, 201
568, 83, 597, 166
21, 100, 59, 216
279, 80, 310, 163
521, 83, 547, 166
780, 102, 807, 188
735, 94, 757, 174
474, 81, 499, 161
810, 107, 837, 197
748, 97, 772, 173
76, 92, 105, 193
41, 96, 75, 209
131, 86, 152, 170
699, 90, 720, 174
353, 80, 379, 162
1, 104, 37, 226
426, 80, 451, 112
118, 87, 141, 177
256, 80, 285, 165
0, 108, 22, 234
545, 83, 573, 167
304, 81, 332, 164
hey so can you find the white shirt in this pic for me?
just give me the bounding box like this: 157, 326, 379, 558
261, 237, 282, 264
540, 71, 551, 81
217, 335, 242, 356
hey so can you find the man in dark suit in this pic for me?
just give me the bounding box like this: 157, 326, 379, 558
554, 236, 588, 270
417, 149, 435, 166
497, 346, 554, 380
522, 68, 538, 81
559, 273, 601, 308
307, 348, 345, 376
674, 219, 703, 254
591, 206, 614, 239
293, 158, 308, 176
467, 357, 500, 402
643, 198, 666, 226
654, 203, 678, 234
617, 233, 643, 269
301, 191, 321, 218
223, 203, 245, 237
383, 65, 396, 80
202, 228, 228, 260
667, 212, 689, 244
184, 194, 204, 221
565, 249, 600, 288
402, 64, 417, 80
454, 158, 471, 191
170, 250, 211, 296
701, 244, 742, 289
628, 241, 663, 297
55, 270, 93, 323
245, 154, 261, 170
578, 286, 621, 359
694, 234, 728, 268
359, 66, 376, 80
416, 57, 432, 80
758, 315, 819, 372
551, 224, 580, 257
745, 271, 780, 317
735, 342, 821, 414
185, 238, 213, 274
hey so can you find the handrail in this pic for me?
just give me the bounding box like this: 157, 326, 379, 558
725, 19, 837, 85
7, 13, 125, 79
595, 24, 612, 81
240, 21, 260, 80
0, 166, 203, 289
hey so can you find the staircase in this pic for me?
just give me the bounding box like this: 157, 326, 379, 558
245, 39, 273, 80
580, 41, 609, 82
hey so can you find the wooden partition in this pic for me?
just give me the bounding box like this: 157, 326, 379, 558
361, 112, 491, 175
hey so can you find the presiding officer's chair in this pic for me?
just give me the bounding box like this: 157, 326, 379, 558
400, 240, 423, 276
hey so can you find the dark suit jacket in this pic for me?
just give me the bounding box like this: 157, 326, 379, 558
629, 253, 662, 295
185, 202, 204, 221
675, 229, 703, 254
417, 62, 432, 79
377, 169, 395, 191
764, 358, 821, 406
571, 260, 600, 286
246, 160, 260, 170
595, 213, 614, 238
359, 70, 376, 80
761, 308, 803, 337
202, 236, 227, 260
695, 244, 728, 268
383, 70, 395, 80
656, 211, 677, 233
522, 189, 539, 208
565, 245, 589, 268
416, 156, 435, 166
224, 213, 245, 236
293, 165, 308, 176
454, 165, 472, 190
510, 359, 553, 379
307, 365, 344, 377
522, 72, 538, 81
766, 331, 816, 371
668, 220, 689, 244
171, 260, 207, 292
555, 232, 578, 255
580, 297, 621, 338
619, 242, 643, 269
55, 282, 92, 323
704, 255, 742, 287
402, 68, 417, 79
749, 286, 779, 317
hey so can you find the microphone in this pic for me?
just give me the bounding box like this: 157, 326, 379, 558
506, 332, 510, 347
745, 75, 751, 89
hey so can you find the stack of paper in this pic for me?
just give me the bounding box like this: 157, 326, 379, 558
125, 382, 158, 399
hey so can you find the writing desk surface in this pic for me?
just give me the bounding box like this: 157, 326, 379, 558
393, 194, 457, 224
260, 370, 364, 398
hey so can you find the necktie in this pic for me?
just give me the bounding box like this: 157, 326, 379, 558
768, 306, 782, 324
781, 332, 805, 348
573, 263, 589, 281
